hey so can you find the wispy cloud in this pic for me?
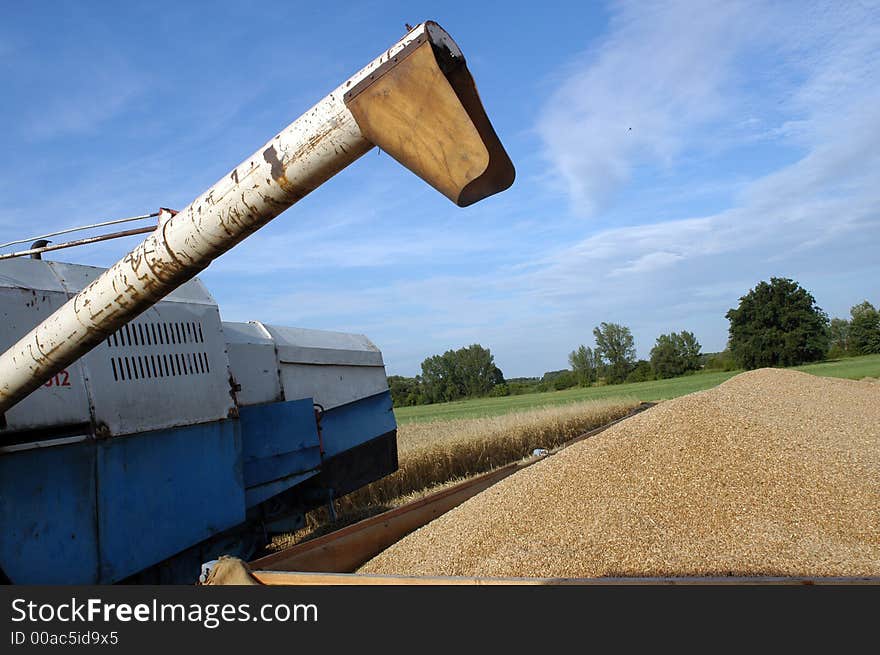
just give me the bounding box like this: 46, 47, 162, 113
536, 0, 765, 217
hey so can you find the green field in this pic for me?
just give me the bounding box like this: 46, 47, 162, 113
393, 354, 880, 424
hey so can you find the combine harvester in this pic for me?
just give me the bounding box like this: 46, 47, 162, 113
0, 21, 514, 584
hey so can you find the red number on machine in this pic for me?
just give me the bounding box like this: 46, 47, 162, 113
43, 370, 71, 388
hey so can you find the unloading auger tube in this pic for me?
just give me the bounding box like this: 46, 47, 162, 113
0, 21, 514, 416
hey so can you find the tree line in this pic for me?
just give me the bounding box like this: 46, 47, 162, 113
389, 325, 706, 407
388, 277, 880, 407
566, 324, 703, 387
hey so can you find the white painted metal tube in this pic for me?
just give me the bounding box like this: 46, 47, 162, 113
0, 24, 437, 415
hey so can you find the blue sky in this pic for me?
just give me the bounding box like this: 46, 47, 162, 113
2, 1, 879, 377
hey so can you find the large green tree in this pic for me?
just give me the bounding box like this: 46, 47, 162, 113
849, 301, 880, 355
725, 278, 829, 369
419, 352, 459, 404
456, 344, 505, 397
419, 344, 504, 403
650, 331, 702, 379
592, 322, 636, 384
568, 345, 597, 386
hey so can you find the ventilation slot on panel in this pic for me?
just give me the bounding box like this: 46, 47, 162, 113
106, 320, 210, 382
106, 321, 206, 348
110, 353, 211, 382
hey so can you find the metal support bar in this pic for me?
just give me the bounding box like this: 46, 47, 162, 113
0, 212, 160, 250
0, 226, 157, 261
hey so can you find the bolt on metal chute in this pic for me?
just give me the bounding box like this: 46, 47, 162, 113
0, 21, 514, 417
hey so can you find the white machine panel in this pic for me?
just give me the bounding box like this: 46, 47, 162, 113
222, 322, 390, 410
86, 301, 235, 436
222, 321, 282, 406
0, 264, 92, 432
0, 259, 235, 439
264, 325, 385, 367
279, 363, 389, 410
264, 323, 388, 410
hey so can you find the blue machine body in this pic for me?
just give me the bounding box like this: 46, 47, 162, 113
0, 391, 396, 584
0, 259, 398, 584
239, 399, 322, 507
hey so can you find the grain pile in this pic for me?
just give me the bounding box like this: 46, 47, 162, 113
360, 369, 880, 577
269, 398, 638, 551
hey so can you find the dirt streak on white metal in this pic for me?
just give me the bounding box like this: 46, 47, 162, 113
0, 23, 439, 415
